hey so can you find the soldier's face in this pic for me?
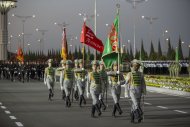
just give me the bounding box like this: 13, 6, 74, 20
48, 62, 52, 67
79, 63, 83, 68
100, 64, 104, 70
133, 63, 140, 71
113, 65, 118, 71
66, 64, 69, 68
92, 64, 97, 71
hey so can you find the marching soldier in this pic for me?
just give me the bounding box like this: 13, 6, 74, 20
18, 61, 25, 83
58, 60, 66, 100
87, 60, 102, 117
44, 59, 56, 101
125, 59, 146, 123
74, 59, 87, 107
73, 59, 79, 101
107, 61, 125, 117
62, 60, 75, 107
98, 61, 108, 111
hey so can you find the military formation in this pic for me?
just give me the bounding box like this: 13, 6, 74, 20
1, 59, 190, 123
0, 60, 45, 82
42, 58, 146, 123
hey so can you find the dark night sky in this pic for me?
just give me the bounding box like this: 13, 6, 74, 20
8, 0, 190, 57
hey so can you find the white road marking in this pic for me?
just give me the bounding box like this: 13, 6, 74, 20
0, 102, 2, 105
174, 110, 188, 114
144, 102, 152, 105
10, 116, 17, 120
1, 106, 7, 109
5, 110, 11, 114
15, 122, 23, 127
157, 106, 168, 109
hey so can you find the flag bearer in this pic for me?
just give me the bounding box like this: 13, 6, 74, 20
87, 60, 102, 117
125, 59, 146, 123
73, 59, 79, 101
107, 61, 125, 117
44, 59, 56, 101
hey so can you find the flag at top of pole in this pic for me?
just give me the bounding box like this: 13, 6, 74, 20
61, 28, 68, 60
101, 7, 121, 68
16, 47, 24, 62
80, 22, 104, 53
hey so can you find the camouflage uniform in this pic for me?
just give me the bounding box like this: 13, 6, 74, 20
44, 59, 56, 101
126, 59, 146, 123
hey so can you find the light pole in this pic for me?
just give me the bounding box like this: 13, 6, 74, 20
54, 22, 69, 32
36, 28, 48, 52
12, 14, 35, 53
141, 15, 158, 42
125, 0, 147, 57
0, 0, 17, 60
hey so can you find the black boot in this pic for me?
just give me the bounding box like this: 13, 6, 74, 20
48, 89, 52, 101
79, 95, 83, 107
91, 105, 96, 118
62, 90, 66, 100
95, 104, 102, 116
112, 104, 117, 117
67, 96, 71, 107
100, 99, 106, 111
74, 90, 79, 101
131, 111, 135, 123
115, 103, 123, 115
82, 95, 86, 105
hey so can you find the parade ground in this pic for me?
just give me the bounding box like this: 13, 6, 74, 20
0, 80, 190, 127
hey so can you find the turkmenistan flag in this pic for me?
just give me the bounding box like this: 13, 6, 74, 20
175, 47, 179, 62
61, 28, 68, 60
102, 14, 120, 68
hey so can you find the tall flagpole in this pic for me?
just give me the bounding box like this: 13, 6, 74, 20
116, 3, 120, 81
94, 0, 97, 60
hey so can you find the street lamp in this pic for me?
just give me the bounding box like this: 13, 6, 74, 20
125, 0, 148, 57
36, 28, 48, 52
0, 0, 17, 60
141, 15, 158, 43
54, 22, 69, 32
12, 13, 35, 53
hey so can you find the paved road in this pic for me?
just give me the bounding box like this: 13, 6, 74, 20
0, 80, 190, 127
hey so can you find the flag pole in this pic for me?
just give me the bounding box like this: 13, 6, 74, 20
94, 0, 97, 60
116, 3, 120, 78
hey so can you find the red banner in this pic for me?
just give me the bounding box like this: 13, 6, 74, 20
80, 22, 104, 53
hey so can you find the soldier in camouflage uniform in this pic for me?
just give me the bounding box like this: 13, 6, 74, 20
125, 59, 146, 123
74, 59, 87, 107
87, 60, 102, 117
58, 60, 66, 100
44, 59, 56, 101
107, 61, 125, 117
98, 61, 108, 111
62, 60, 75, 107
73, 59, 79, 101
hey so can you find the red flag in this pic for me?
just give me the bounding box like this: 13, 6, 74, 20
61, 28, 68, 60
80, 22, 104, 53
16, 47, 24, 62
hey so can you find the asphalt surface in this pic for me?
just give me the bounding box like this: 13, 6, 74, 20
0, 79, 190, 127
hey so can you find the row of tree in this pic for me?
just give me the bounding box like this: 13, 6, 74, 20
8, 36, 190, 62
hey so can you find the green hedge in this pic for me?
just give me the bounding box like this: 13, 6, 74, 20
145, 75, 190, 92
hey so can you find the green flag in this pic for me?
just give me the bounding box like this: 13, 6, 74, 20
175, 47, 179, 62
102, 14, 120, 68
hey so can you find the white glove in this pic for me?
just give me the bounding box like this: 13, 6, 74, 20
82, 68, 84, 70
124, 92, 128, 98
87, 92, 90, 98
117, 81, 120, 85
116, 71, 120, 74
